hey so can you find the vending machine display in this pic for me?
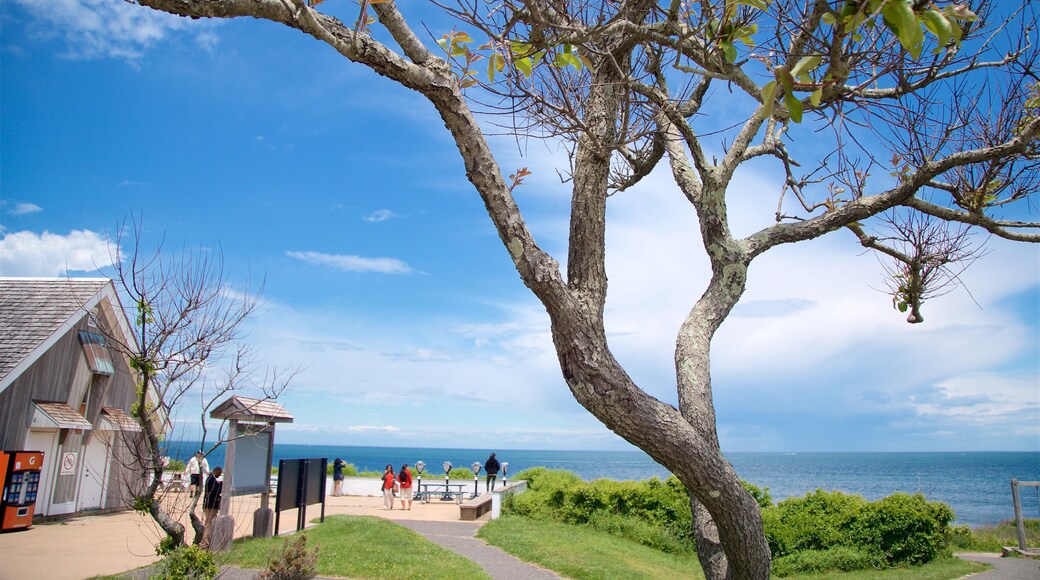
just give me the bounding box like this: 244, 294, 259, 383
1, 451, 44, 532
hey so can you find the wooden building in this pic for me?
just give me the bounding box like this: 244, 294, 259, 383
0, 277, 159, 517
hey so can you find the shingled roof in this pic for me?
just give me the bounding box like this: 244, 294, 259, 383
210, 395, 294, 423
0, 278, 112, 387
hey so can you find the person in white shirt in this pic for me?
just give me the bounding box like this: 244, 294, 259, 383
186, 451, 209, 498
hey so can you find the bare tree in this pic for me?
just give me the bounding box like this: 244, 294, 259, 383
127, 0, 1039, 576
104, 217, 295, 548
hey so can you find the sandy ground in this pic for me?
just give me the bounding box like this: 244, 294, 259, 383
0, 484, 469, 580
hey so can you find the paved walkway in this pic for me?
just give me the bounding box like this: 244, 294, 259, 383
396, 520, 562, 580
957, 552, 1040, 580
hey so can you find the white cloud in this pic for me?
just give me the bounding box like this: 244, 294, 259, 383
0, 229, 116, 276
914, 373, 1040, 423
364, 209, 401, 223
9, 203, 43, 216
12, 0, 216, 62
286, 250, 413, 274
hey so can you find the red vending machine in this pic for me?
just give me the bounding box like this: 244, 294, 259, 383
1, 451, 44, 532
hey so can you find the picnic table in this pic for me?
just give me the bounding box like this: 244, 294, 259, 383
415, 483, 467, 504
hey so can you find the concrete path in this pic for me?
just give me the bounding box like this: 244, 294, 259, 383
396, 519, 562, 580
957, 552, 1040, 579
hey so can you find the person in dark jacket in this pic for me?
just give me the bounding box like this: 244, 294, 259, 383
332, 458, 346, 497
201, 466, 223, 548
484, 453, 500, 492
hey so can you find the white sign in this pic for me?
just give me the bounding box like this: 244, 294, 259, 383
60, 452, 78, 475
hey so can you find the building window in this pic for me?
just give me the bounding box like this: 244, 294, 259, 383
78, 331, 114, 376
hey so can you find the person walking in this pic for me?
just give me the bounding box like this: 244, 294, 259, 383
200, 466, 223, 549
484, 453, 500, 492
397, 464, 413, 510
332, 458, 346, 497
381, 464, 396, 510
186, 450, 209, 498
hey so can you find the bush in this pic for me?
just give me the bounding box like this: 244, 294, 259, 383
763, 489, 955, 572
772, 546, 885, 577
851, 492, 954, 564
326, 461, 359, 477
764, 489, 868, 557
256, 533, 319, 580
742, 480, 773, 508
504, 468, 695, 554
166, 458, 186, 472
149, 545, 218, 580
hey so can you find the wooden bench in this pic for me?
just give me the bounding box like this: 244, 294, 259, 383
459, 494, 493, 521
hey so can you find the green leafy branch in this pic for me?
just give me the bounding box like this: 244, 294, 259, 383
762, 1, 978, 123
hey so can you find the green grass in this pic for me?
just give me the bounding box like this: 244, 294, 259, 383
477, 515, 705, 579
478, 516, 988, 580
781, 557, 985, 579
951, 519, 1040, 552
225, 515, 489, 580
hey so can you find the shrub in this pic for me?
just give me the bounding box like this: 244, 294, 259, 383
764, 489, 868, 557
850, 492, 954, 564
166, 458, 186, 472
149, 545, 218, 580
742, 480, 773, 508
326, 461, 359, 477
764, 489, 956, 571
256, 533, 319, 580
772, 546, 885, 577
503, 468, 694, 554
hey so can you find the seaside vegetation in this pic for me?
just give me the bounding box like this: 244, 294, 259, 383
500, 468, 972, 577
950, 518, 1040, 552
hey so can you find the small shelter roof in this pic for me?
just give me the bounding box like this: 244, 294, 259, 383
32, 401, 93, 430
209, 395, 294, 423
101, 407, 143, 432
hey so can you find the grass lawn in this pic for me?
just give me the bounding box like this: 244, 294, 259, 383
781, 558, 986, 579
477, 515, 706, 579
478, 516, 987, 580
113, 515, 994, 579
225, 515, 489, 579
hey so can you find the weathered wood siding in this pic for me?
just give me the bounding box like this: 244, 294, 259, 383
0, 306, 144, 512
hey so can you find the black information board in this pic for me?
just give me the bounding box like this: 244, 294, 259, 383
274, 458, 327, 533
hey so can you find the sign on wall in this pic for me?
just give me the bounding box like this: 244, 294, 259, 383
60, 452, 77, 475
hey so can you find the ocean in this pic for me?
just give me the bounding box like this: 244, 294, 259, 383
168, 442, 1039, 528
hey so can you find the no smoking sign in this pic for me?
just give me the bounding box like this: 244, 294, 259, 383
60, 452, 77, 475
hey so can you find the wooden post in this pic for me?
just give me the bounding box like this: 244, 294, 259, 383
210, 419, 237, 551
1011, 479, 1027, 551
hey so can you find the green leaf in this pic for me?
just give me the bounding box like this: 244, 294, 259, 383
487, 53, 504, 82
722, 41, 737, 63
460, 78, 477, 88
920, 9, 953, 51
775, 66, 794, 94
821, 12, 837, 26
790, 55, 822, 80
882, 0, 923, 59
809, 87, 823, 107
515, 57, 533, 78
760, 80, 777, 119
510, 41, 533, 56
785, 92, 803, 123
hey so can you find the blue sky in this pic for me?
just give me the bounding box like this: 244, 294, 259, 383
2, 0, 1038, 453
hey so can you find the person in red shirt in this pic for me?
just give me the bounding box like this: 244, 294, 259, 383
397, 464, 413, 510
381, 465, 396, 510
